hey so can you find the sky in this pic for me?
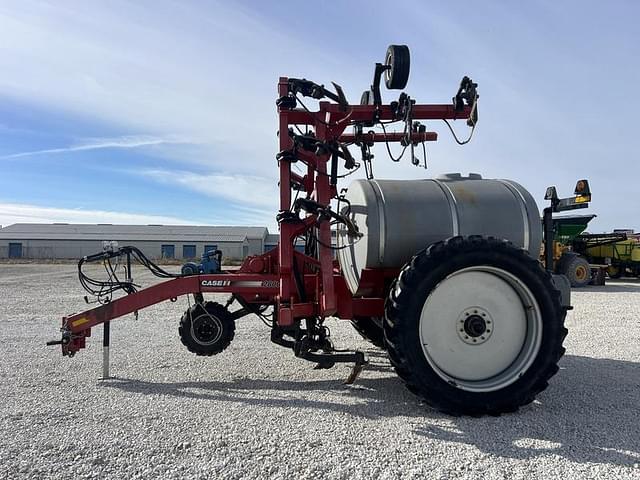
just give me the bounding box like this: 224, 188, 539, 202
0, 0, 638, 233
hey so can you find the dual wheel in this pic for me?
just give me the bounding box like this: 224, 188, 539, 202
354, 236, 566, 416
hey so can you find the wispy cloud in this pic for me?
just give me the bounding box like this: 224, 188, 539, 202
0, 2, 357, 173
140, 168, 279, 212
0, 202, 195, 226
1, 134, 193, 159
134, 168, 279, 229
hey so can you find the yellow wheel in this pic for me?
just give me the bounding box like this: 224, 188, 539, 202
575, 265, 588, 282
608, 265, 623, 279
562, 255, 591, 287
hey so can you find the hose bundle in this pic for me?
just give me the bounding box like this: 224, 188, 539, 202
78, 246, 184, 304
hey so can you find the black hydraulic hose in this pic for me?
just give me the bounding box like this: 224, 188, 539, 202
78, 245, 187, 302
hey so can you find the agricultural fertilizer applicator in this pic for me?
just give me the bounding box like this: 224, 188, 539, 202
49, 46, 579, 415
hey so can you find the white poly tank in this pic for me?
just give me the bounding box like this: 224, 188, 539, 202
336, 174, 542, 295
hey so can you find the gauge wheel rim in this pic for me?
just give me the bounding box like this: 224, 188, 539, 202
191, 313, 223, 346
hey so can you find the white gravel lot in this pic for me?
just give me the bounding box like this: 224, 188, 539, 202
0, 263, 639, 479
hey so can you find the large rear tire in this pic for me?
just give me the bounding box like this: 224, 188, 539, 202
384, 236, 567, 416
350, 317, 385, 349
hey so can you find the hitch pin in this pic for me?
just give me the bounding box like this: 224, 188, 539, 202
46, 328, 71, 347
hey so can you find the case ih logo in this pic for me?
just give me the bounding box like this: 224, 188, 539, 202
201, 280, 231, 287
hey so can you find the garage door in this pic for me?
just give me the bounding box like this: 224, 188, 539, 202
183, 245, 196, 259
8, 243, 22, 258
161, 244, 175, 259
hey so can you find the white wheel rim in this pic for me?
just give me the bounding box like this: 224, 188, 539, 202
418, 266, 543, 392
384, 51, 392, 83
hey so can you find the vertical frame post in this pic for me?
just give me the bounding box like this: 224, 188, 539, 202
543, 207, 554, 272
314, 106, 336, 315
101, 321, 110, 379
277, 77, 295, 326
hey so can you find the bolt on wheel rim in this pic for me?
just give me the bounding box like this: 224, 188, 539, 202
457, 307, 494, 345
419, 266, 543, 392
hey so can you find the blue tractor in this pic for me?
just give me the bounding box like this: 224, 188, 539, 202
181, 249, 223, 275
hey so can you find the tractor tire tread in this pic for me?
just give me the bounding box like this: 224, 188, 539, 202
350, 317, 385, 349
178, 301, 235, 356
383, 236, 566, 416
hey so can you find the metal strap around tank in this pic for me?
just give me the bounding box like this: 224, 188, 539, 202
337, 223, 358, 291
432, 179, 460, 236
371, 180, 387, 264
496, 179, 530, 251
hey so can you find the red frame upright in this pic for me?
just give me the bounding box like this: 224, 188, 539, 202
274, 77, 471, 325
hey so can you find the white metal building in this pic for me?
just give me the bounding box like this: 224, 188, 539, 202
0, 224, 270, 260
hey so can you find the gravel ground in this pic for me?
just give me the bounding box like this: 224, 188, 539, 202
0, 263, 638, 479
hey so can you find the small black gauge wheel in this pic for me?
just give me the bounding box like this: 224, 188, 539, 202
179, 301, 235, 356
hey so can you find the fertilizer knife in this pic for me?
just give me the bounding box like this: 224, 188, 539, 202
49, 46, 578, 416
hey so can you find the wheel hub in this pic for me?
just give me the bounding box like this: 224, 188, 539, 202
457, 307, 493, 345
575, 265, 588, 280
464, 315, 486, 336
192, 315, 223, 345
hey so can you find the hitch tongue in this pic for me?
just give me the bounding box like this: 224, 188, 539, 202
47, 322, 85, 357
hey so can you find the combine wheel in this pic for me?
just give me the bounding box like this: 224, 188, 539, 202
561, 255, 591, 287
384, 236, 566, 416
179, 301, 235, 356
350, 317, 385, 349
